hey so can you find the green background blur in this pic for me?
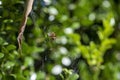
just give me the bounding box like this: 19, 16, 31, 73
0, 0, 120, 80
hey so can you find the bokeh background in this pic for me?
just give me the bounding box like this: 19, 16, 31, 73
0, 0, 120, 80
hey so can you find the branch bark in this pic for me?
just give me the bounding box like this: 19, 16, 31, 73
17, 0, 34, 51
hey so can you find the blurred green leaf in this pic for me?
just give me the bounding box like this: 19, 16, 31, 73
36, 71, 45, 80
0, 53, 4, 59
4, 61, 15, 69
16, 75, 26, 80
67, 73, 79, 80
6, 45, 16, 51
0, 37, 4, 45
24, 57, 33, 67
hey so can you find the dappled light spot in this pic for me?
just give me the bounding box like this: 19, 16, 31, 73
48, 15, 55, 21
62, 57, 71, 66
0, 1, 2, 5
30, 73, 37, 80
60, 36, 68, 44
59, 47, 68, 55
115, 53, 120, 61
51, 65, 62, 75
43, 0, 51, 5
48, 7, 58, 15
102, 0, 110, 8
117, 73, 120, 80
56, 36, 68, 44
64, 28, 73, 34
68, 4, 76, 10
89, 13, 96, 21
110, 18, 115, 26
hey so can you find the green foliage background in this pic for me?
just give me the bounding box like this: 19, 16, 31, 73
0, 0, 120, 80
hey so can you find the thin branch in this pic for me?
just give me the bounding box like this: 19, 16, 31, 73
17, 0, 34, 51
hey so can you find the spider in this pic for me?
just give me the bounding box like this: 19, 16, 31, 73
47, 32, 56, 40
